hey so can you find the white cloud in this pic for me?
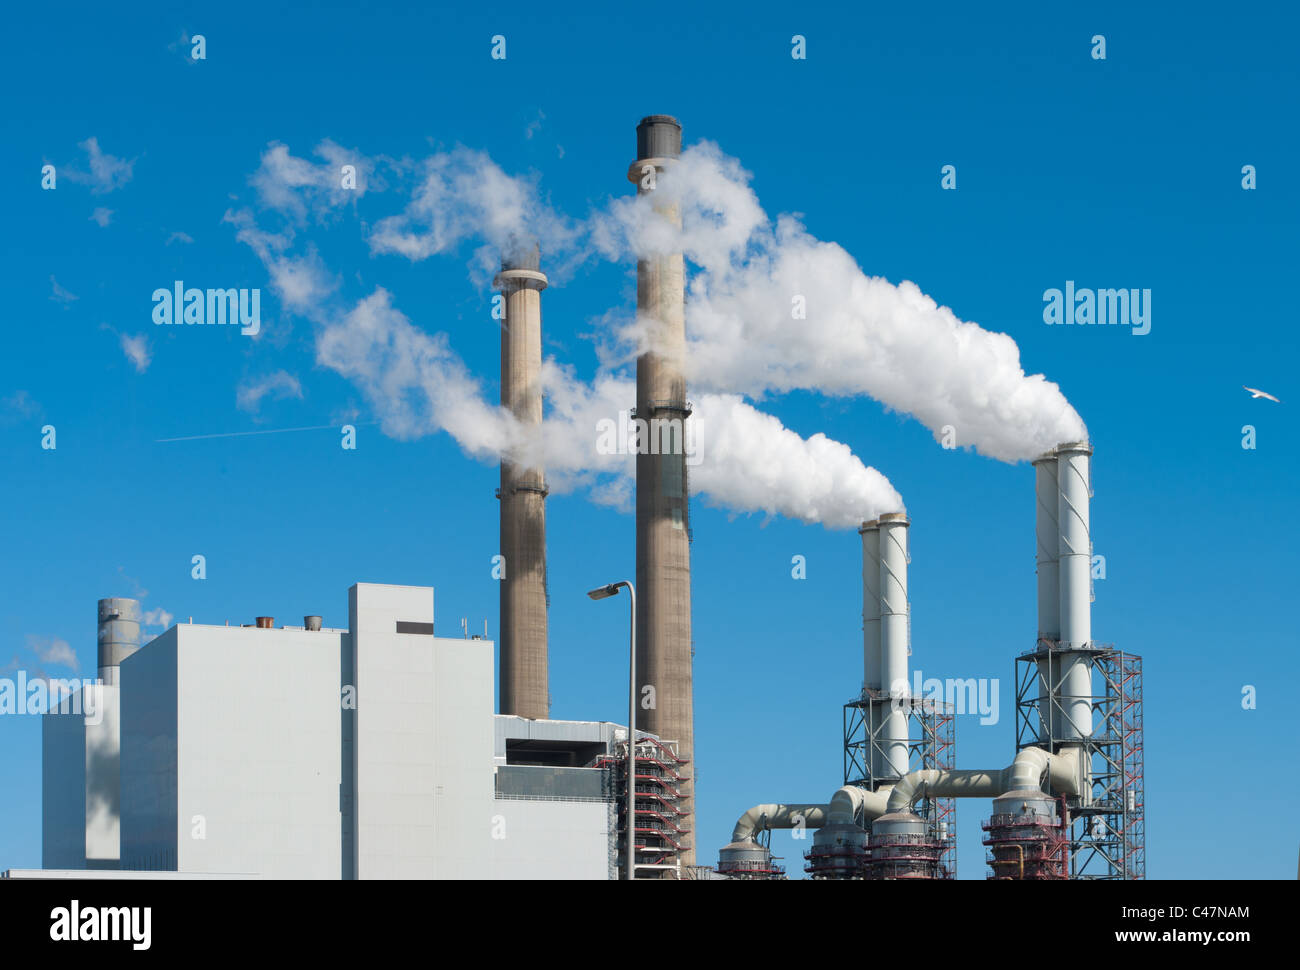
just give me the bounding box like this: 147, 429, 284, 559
26, 635, 78, 673
236, 370, 304, 415
249, 140, 376, 221
366, 147, 578, 277
119, 334, 151, 373
49, 276, 78, 306
142, 608, 174, 629
89, 207, 113, 227
1, 390, 41, 420
64, 137, 135, 194
165, 231, 194, 246
223, 209, 338, 314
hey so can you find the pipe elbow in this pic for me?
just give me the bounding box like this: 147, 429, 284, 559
730, 803, 827, 842
828, 786, 889, 826
885, 770, 941, 814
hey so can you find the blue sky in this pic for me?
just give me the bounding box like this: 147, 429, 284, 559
1, 0, 1296, 878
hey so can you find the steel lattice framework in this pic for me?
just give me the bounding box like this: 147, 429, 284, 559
844, 692, 957, 878
1013, 642, 1145, 879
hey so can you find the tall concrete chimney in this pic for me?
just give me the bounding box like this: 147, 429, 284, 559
628, 114, 695, 866
97, 597, 141, 687
496, 245, 550, 719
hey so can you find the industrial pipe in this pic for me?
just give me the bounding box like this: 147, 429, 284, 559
730, 803, 829, 843
884, 745, 1083, 815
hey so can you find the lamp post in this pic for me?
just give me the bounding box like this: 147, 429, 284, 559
588, 580, 636, 880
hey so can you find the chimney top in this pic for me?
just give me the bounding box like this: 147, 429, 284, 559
636, 115, 682, 160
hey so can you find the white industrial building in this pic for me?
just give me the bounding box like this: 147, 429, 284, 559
34, 583, 630, 880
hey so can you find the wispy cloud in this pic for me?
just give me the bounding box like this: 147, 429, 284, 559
63, 137, 136, 194
119, 334, 151, 373
142, 608, 174, 630
89, 207, 113, 227
49, 276, 78, 306
525, 110, 545, 140
165, 230, 194, 246
1, 390, 42, 422
236, 370, 303, 416
26, 635, 78, 673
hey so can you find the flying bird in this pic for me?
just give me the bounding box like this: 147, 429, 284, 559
1243, 386, 1282, 403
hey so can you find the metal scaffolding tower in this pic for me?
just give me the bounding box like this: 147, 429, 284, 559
1014, 641, 1145, 879
592, 735, 691, 880
843, 691, 957, 878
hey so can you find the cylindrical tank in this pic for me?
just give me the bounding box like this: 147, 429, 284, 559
806, 823, 869, 879
868, 811, 943, 880
97, 597, 141, 687
717, 840, 784, 880
982, 788, 1068, 880
304, 615, 322, 631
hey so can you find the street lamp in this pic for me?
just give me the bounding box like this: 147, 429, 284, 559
587, 580, 636, 880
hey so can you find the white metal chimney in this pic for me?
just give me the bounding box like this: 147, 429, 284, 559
877, 512, 911, 779
1032, 451, 1060, 643
1056, 440, 1094, 741
859, 519, 881, 693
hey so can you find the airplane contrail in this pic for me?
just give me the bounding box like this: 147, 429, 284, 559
155, 423, 365, 443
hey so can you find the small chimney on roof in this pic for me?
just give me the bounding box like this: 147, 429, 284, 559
255, 616, 274, 629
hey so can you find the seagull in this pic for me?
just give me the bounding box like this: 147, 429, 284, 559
1243, 385, 1282, 403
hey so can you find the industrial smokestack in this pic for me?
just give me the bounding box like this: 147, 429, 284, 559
859, 520, 881, 693
1032, 450, 1061, 745
629, 113, 695, 867
496, 244, 550, 720
97, 598, 141, 687
1055, 441, 1094, 740
877, 512, 910, 780
860, 519, 885, 784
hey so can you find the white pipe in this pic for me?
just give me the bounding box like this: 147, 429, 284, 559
827, 785, 890, 826
1056, 441, 1094, 740
860, 520, 881, 692
884, 746, 1082, 814
1033, 453, 1060, 642
877, 513, 910, 779
730, 803, 828, 843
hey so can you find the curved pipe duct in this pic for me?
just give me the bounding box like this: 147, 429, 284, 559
730, 804, 828, 843
884, 746, 1082, 815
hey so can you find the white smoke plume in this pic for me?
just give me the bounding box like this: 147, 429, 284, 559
231, 141, 916, 530
596, 143, 1087, 462
311, 290, 902, 525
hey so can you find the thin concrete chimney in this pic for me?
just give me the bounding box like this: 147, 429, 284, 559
97, 597, 141, 687
495, 243, 550, 720
628, 113, 695, 867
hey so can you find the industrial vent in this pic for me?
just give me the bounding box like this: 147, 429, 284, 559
395, 621, 433, 635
